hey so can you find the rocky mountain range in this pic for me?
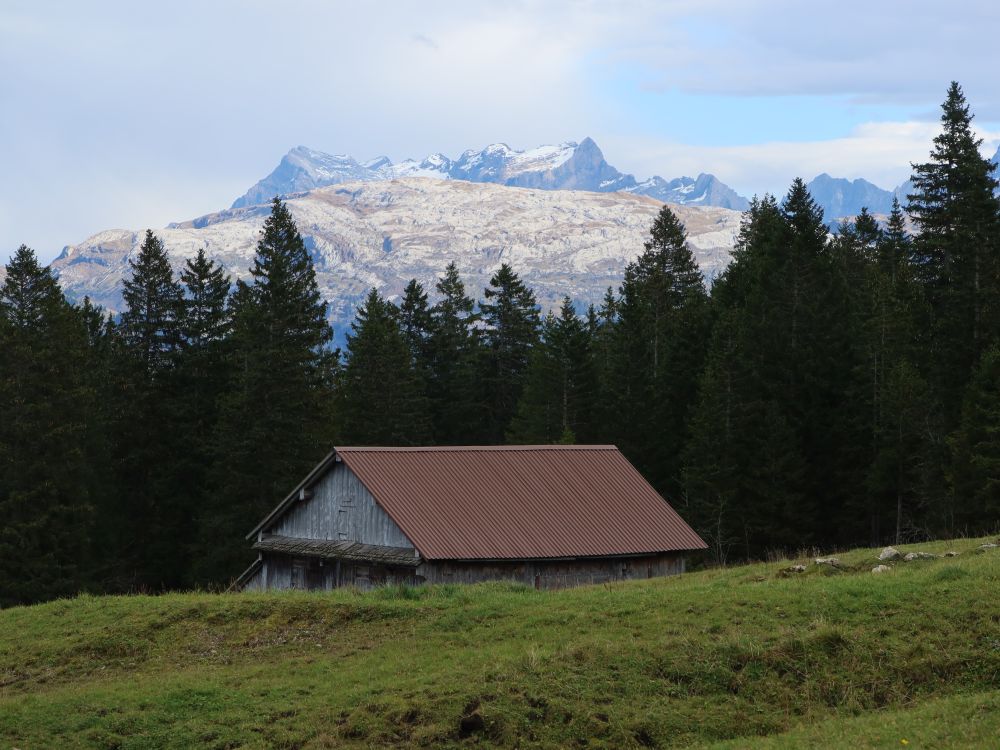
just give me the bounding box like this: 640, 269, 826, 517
52, 179, 742, 342
806, 145, 1000, 223
232, 138, 751, 212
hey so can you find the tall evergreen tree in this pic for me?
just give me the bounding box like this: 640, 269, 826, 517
427, 263, 482, 444
870, 360, 932, 544
118, 230, 183, 374
201, 198, 336, 584
612, 205, 710, 493
173, 250, 232, 581
949, 345, 1000, 531
398, 279, 433, 367
110, 231, 187, 590
0, 247, 98, 604
340, 289, 430, 445
907, 82, 1000, 412
479, 263, 541, 442
683, 185, 854, 554
508, 297, 597, 444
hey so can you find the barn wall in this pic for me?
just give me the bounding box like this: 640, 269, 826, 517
249, 552, 685, 591
241, 566, 265, 592
255, 552, 422, 591
419, 553, 685, 589
268, 463, 414, 549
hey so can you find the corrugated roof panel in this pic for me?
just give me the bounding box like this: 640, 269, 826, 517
333, 445, 707, 560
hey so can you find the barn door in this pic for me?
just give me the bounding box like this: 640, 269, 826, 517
354, 565, 371, 590
290, 558, 306, 589
306, 559, 324, 590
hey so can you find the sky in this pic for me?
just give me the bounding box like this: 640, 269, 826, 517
3, 0, 1000, 264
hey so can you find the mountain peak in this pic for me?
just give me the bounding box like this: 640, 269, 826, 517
231, 138, 750, 212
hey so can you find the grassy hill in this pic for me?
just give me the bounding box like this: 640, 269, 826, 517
1, 536, 998, 749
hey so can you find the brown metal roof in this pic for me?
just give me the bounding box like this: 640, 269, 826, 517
334, 445, 707, 560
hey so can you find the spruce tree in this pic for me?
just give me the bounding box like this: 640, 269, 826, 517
119, 230, 183, 374
870, 360, 932, 543
683, 188, 840, 554
949, 345, 1000, 531
427, 263, 482, 444
398, 279, 433, 366
110, 231, 188, 589
907, 82, 1000, 412
173, 250, 232, 580
0, 247, 98, 604
479, 263, 541, 442
612, 205, 710, 493
508, 297, 597, 444
202, 198, 336, 584
340, 289, 431, 445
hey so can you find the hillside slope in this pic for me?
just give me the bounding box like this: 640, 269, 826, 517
1, 537, 998, 749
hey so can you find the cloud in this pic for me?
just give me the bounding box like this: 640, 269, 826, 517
411, 33, 439, 50
606, 120, 1000, 197
3, 1, 1000, 263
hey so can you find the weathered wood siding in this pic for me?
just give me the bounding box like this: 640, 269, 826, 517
418, 553, 685, 589
254, 553, 421, 591
248, 551, 685, 591
268, 463, 414, 549
241, 566, 265, 592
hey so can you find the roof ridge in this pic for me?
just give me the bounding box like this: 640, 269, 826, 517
335, 445, 618, 452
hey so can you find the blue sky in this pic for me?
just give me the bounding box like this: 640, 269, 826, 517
3, 0, 1000, 264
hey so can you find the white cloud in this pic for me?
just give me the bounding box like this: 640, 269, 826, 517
4, 1, 1000, 262
606, 121, 1000, 197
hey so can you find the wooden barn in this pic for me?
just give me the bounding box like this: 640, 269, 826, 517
236, 445, 707, 591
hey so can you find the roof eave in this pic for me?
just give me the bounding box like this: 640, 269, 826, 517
423, 547, 707, 563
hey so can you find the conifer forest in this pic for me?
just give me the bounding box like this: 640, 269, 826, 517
2, 83, 999, 605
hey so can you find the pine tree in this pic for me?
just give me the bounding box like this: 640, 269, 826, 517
398, 279, 433, 366
508, 297, 597, 444
180, 248, 231, 351
427, 263, 482, 444
202, 198, 336, 584
838, 202, 928, 543
119, 230, 183, 374
612, 205, 710, 492
109, 231, 188, 589
479, 263, 541, 442
0, 247, 98, 604
588, 287, 619, 440
949, 345, 1000, 531
870, 360, 932, 544
172, 250, 232, 582
682, 186, 848, 555
340, 289, 430, 445
907, 82, 1000, 412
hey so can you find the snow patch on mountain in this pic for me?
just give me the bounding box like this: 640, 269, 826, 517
231, 137, 749, 213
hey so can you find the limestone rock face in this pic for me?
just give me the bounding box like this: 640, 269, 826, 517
871, 565, 892, 574
51, 178, 742, 344
878, 547, 901, 561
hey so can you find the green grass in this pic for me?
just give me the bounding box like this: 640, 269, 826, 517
0, 536, 998, 749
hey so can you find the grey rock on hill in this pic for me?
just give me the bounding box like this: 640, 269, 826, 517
231, 137, 749, 213
54, 178, 742, 343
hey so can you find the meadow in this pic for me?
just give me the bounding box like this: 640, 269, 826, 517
1, 536, 998, 749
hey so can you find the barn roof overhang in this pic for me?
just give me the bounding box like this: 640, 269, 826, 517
253, 534, 421, 567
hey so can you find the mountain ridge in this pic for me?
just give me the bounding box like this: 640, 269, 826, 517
56, 178, 743, 343
232, 137, 751, 213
